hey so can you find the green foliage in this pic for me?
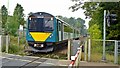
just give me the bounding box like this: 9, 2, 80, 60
1, 3, 25, 36
57, 15, 87, 35
20, 37, 26, 44
1, 5, 8, 35
7, 16, 18, 36
1, 5, 8, 28
2, 45, 6, 52
1, 44, 23, 54
13, 3, 25, 26
88, 24, 102, 39
64, 26, 73, 32
8, 44, 20, 54
9, 36, 24, 54
70, 1, 120, 40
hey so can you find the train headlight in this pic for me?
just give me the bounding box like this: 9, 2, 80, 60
34, 44, 37, 47
41, 44, 44, 47
49, 34, 53, 38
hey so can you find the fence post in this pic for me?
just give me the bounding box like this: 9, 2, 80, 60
114, 40, 118, 64
68, 39, 71, 60
88, 39, 91, 61
6, 35, 9, 53
18, 30, 20, 46
0, 35, 1, 52
84, 40, 87, 61
0, 35, 1, 68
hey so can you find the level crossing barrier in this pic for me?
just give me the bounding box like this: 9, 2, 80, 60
68, 45, 83, 68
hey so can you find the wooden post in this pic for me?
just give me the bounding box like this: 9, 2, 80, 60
0, 35, 1, 68
88, 39, 91, 61
6, 35, 8, 53
68, 39, 71, 60
18, 30, 20, 46
84, 40, 87, 61
0, 35, 1, 53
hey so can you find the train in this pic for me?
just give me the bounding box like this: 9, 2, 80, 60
26, 12, 80, 52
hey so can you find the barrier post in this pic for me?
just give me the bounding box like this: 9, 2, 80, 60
0, 35, 1, 68
88, 39, 91, 61
0, 35, 1, 52
114, 40, 118, 64
75, 48, 80, 67
68, 39, 71, 60
6, 35, 8, 53
18, 30, 20, 46
84, 40, 87, 61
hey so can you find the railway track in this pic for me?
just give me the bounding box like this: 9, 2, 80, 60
24, 42, 68, 60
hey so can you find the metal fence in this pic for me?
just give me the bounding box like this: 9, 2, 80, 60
85, 39, 120, 64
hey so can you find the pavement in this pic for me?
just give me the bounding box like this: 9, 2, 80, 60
0, 53, 71, 68
78, 61, 120, 68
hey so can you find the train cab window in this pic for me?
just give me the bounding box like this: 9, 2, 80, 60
29, 18, 37, 31
29, 18, 44, 32
44, 18, 54, 32
28, 17, 54, 32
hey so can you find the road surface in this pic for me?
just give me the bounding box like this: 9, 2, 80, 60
1, 53, 70, 68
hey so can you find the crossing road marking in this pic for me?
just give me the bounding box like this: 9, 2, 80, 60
1, 56, 68, 66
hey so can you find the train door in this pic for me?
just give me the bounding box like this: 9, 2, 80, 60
57, 20, 63, 41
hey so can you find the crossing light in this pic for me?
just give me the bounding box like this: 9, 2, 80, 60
106, 11, 118, 27
110, 14, 117, 22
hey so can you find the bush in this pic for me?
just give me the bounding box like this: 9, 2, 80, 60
8, 44, 20, 54
19, 37, 26, 44
2, 45, 6, 52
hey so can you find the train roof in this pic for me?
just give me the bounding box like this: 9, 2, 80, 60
28, 12, 54, 18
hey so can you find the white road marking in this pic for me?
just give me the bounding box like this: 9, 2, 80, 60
1, 56, 68, 66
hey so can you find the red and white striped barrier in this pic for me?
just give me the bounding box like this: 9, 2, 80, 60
68, 46, 82, 68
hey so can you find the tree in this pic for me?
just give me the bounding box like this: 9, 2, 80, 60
11, 3, 25, 36
1, 5, 8, 28
88, 24, 102, 39
0, 8, 2, 34
57, 15, 86, 35
1, 5, 8, 35
70, 1, 120, 40
7, 16, 18, 36
13, 3, 25, 27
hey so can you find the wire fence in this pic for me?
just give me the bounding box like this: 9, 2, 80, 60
86, 39, 120, 64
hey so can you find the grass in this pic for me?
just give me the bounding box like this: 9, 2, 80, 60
90, 53, 102, 62
90, 40, 117, 64
118, 55, 120, 64
2, 35, 26, 56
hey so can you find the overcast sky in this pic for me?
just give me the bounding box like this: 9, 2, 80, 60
1, 0, 89, 28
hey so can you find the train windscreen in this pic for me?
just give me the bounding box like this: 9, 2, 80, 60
28, 17, 54, 32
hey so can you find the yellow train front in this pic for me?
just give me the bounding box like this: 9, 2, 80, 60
26, 12, 80, 52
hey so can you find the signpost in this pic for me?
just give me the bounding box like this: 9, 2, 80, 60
102, 10, 106, 61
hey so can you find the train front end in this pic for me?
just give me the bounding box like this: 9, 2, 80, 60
26, 12, 57, 52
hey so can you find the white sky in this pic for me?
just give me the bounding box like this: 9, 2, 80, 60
0, 0, 90, 28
